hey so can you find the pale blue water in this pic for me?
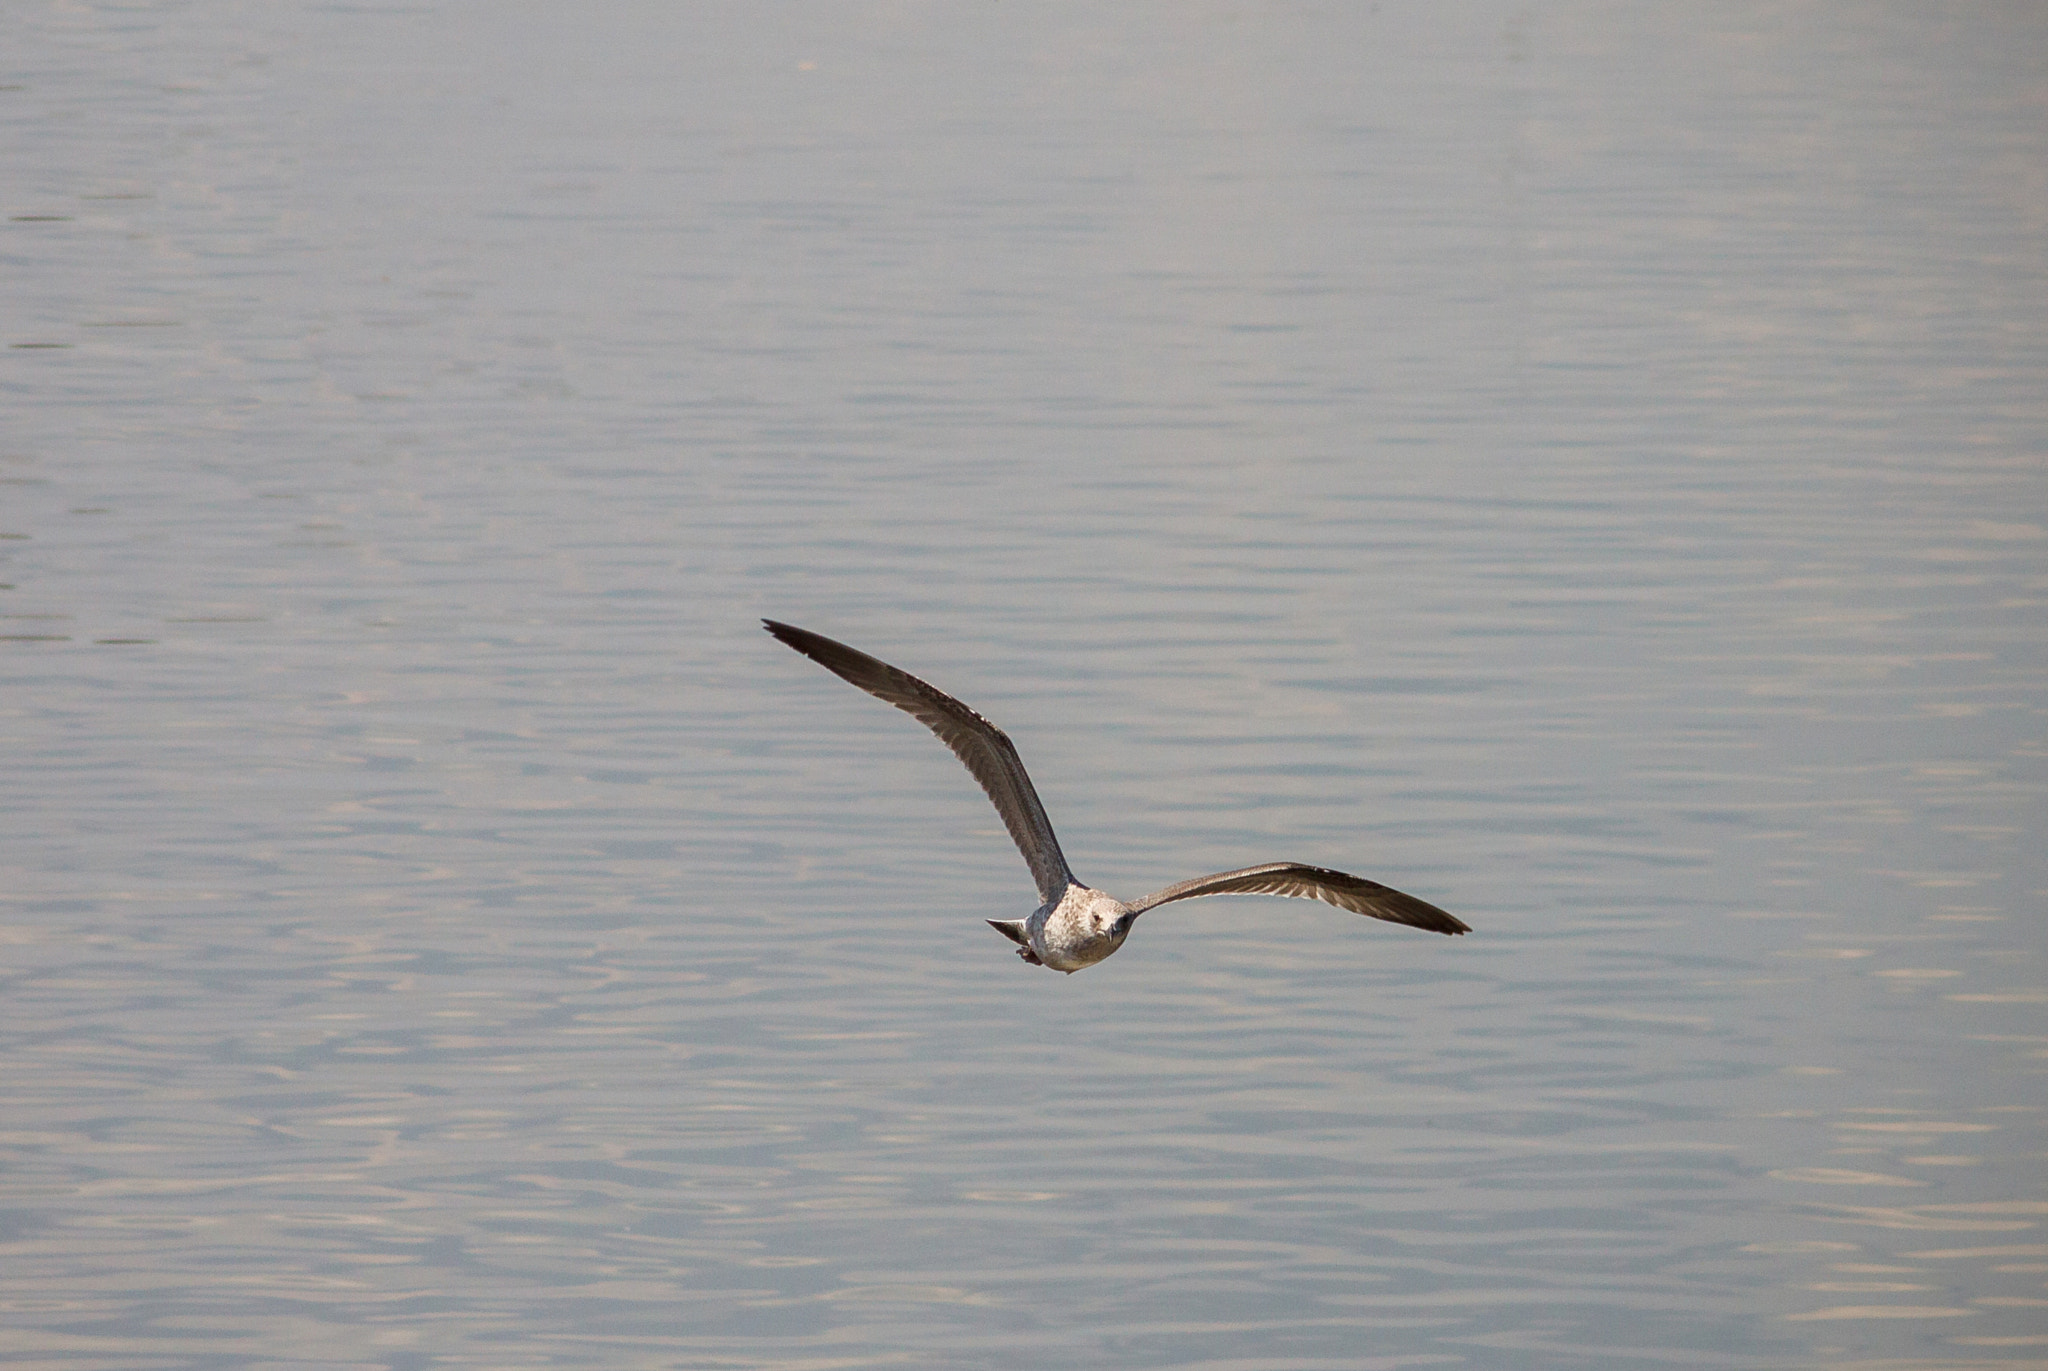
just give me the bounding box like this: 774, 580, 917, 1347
3, 3, 2044, 1368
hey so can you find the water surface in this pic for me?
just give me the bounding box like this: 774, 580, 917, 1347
3, 3, 2044, 1367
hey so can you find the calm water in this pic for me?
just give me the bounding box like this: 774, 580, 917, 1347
4, 3, 2045, 1367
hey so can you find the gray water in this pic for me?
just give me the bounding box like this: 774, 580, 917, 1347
4, 3, 2045, 1367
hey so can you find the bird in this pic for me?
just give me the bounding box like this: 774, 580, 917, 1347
764, 620, 1469, 973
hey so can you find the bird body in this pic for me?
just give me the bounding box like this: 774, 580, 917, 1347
989, 885, 1131, 973
764, 620, 1469, 972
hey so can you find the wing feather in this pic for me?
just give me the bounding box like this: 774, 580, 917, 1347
1125, 861, 1467, 935
764, 621, 1077, 904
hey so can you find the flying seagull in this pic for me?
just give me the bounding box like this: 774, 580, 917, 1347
764, 620, 1469, 973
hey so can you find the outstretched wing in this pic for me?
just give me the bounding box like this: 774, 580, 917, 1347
764, 620, 1078, 904
1124, 861, 1467, 935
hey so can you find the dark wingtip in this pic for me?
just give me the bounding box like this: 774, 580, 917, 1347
763, 619, 827, 656
1322, 864, 1468, 936
1412, 902, 1471, 936
763, 620, 873, 677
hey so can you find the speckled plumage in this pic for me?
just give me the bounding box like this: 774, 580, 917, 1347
765, 620, 1470, 973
